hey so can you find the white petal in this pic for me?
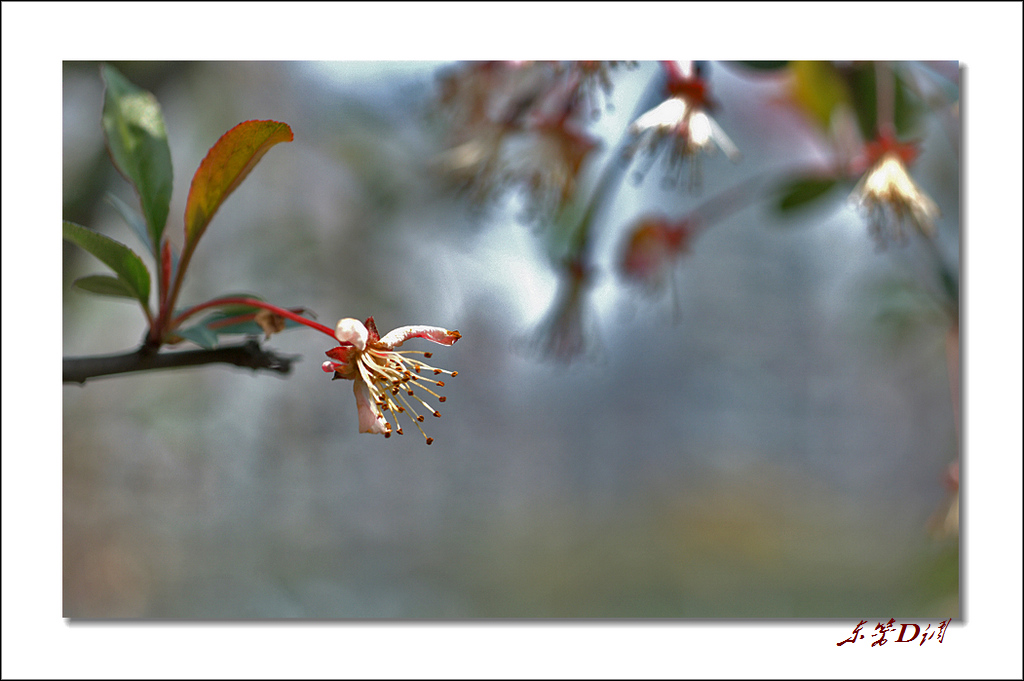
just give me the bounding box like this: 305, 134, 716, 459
335, 318, 368, 350
706, 114, 741, 161
630, 97, 688, 133
688, 111, 714, 147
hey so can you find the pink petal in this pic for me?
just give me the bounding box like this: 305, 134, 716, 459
325, 345, 359, 363
353, 380, 387, 434
364, 316, 381, 344
325, 345, 360, 379
378, 325, 462, 349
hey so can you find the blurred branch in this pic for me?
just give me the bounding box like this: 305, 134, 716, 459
63, 340, 298, 385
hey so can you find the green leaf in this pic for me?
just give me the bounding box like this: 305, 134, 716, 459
892, 70, 924, 138
776, 177, 840, 213
105, 192, 153, 254
845, 65, 879, 141
175, 324, 220, 350
184, 120, 293, 250
101, 65, 173, 253
72, 274, 139, 300
63, 221, 151, 307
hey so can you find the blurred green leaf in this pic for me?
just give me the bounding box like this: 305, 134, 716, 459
732, 61, 790, 72
788, 61, 852, 131
184, 120, 293, 251
845, 63, 924, 141
892, 70, 924, 137
101, 64, 173, 253
861, 276, 951, 351
175, 324, 220, 349
63, 221, 151, 308
776, 177, 840, 213
105, 192, 153, 254
71, 274, 139, 300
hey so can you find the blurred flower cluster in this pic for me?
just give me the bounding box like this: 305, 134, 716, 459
426, 60, 959, 536
432, 61, 746, 357
429, 61, 958, 361
432, 61, 632, 221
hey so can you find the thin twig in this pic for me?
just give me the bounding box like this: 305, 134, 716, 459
63, 340, 299, 385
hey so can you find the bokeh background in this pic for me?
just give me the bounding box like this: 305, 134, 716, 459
62, 61, 959, 618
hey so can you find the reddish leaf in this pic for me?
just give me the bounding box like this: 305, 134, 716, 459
184, 120, 293, 247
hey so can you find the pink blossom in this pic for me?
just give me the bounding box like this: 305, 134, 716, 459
620, 215, 693, 292
322, 317, 461, 444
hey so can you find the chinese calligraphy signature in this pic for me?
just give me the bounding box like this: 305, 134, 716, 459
837, 618, 952, 647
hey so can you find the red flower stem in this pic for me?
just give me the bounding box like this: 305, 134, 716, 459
160, 241, 172, 314
156, 237, 201, 344
170, 297, 336, 339
205, 311, 259, 330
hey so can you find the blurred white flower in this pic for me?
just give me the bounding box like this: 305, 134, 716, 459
499, 115, 597, 220
850, 150, 940, 248
626, 62, 740, 191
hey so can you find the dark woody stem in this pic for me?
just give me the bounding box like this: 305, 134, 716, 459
65, 296, 328, 384
63, 340, 298, 385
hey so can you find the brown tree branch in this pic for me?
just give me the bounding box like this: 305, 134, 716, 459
63, 340, 299, 385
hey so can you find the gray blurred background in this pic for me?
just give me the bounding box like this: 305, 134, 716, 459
62, 61, 959, 618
